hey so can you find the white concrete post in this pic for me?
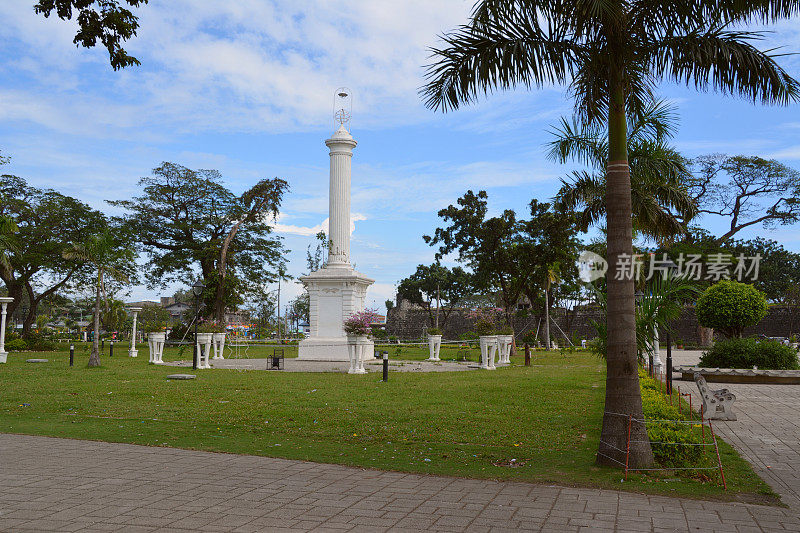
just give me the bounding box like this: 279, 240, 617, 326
128, 307, 142, 358
0, 297, 13, 363
653, 327, 663, 374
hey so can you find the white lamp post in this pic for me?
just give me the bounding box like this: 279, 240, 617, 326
127, 307, 142, 357
0, 297, 14, 363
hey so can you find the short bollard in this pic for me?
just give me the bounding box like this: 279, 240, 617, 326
69, 345, 74, 367
524, 343, 531, 366
109, 341, 114, 357
382, 353, 389, 382
101, 339, 105, 354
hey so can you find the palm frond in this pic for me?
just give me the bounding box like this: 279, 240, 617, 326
650, 29, 800, 105
421, 7, 579, 111
546, 116, 607, 167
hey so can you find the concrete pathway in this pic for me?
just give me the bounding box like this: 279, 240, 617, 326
165, 358, 478, 373
667, 349, 800, 505
678, 380, 800, 507
1, 433, 798, 532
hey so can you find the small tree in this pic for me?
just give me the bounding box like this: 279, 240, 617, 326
63, 226, 136, 367
696, 280, 767, 339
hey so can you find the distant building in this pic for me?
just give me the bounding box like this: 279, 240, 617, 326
164, 301, 191, 322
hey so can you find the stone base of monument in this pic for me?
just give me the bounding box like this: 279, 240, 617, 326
297, 264, 374, 362
298, 337, 374, 362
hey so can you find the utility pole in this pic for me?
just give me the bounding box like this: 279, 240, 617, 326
277, 281, 281, 343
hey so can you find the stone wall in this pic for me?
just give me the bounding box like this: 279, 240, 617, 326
386, 304, 800, 345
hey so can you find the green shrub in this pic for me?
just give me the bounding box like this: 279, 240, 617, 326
5, 338, 28, 351
699, 337, 799, 370
696, 280, 767, 338
638, 371, 710, 470
647, 422, 707, 469
475, 318, 495, 336
427, 327, 442, 336
21, 332, 58, 351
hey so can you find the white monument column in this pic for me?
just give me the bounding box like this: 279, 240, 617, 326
298, 88, 374, 361
0, 297, 14, 363
128, 307, 142, 357
327, 127, 355, 266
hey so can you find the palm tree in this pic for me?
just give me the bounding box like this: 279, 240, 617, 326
543, 263, 561, 350
64, 229, 133, 367
422, 0, 799, 468
551, 99, 697, 243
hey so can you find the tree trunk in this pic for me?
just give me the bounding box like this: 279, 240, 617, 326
544, 281, 551, 350
596, 81, 653, 469
698, 326, 714, 347
88, 270, 102, 367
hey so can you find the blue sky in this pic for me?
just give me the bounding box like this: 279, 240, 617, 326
1, 1, 799, 312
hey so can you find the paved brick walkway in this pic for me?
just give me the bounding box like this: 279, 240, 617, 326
1, 434, 798, 532
680, 380, 800, 507
668, 349, 800, 506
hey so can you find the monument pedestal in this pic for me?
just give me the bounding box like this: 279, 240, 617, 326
298, 265, 374, 361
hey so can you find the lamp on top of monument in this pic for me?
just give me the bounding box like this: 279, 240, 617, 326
333, 87, 352, 131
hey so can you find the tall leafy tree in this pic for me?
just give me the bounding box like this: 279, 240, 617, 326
552, 99, 697, 243
685, 155, 800, 244
728, 237, 800, 303
422, 0, 799, 467
110, 162, 289, 323
33, 0, 148, 70
0, 174, 105, 334
424, 190, 528, 326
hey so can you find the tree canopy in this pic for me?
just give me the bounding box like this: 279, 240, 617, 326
397, 263, 474, 328
109, 162, 289, 322
0, 173, 106, 334
686, 154, 800, 244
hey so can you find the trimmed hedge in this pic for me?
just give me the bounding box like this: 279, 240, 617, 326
696, 280, 767, 338
699, 337, 799, 370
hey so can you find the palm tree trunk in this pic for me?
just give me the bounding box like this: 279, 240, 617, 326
597, 81, 653, 468
544, 279, 551, 350
88, 270, 102, 367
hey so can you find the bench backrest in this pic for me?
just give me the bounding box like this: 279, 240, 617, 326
694, 373, 711, 396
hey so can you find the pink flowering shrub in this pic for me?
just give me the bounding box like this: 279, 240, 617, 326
197, 319, 226, 333
344, 309, 382, 336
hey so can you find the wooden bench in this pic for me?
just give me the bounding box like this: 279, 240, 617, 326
694, 372, 737, 421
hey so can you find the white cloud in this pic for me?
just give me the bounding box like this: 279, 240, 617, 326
0, 0, 475, 136
767, 145, 800, 160
273, 213, 367, 236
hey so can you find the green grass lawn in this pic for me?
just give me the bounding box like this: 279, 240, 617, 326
0, 345, 777, 504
